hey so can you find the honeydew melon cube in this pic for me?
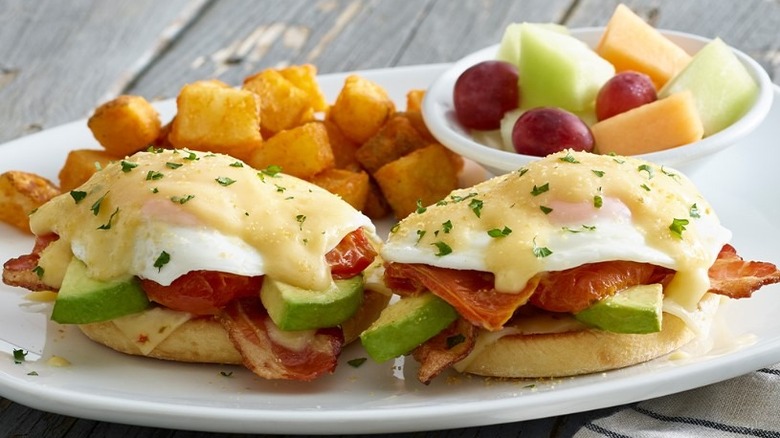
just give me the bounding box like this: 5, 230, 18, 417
659, 38, 759, 136
519, 23, 615, 112
496, 22, 569, 67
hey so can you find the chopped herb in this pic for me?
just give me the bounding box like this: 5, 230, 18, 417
275, 184, 286, 193
516, 168, 528, 177
259, 165, 283, 179
689, 203, 701, 218
229, 161, 244, 167
13, 349, 27, 364
151, 187, 159, 194
468, 198, 483, 218
215, 176, 236, 186
70, 190, 87, 204
390, 223, 400, 234
487, 226, 512, 238
416, 229, 426, 243
532, 238, 552, 258
220, 371, 233, 377
184, 152, 199, 161
563, 224, 597, 233
146, 170, 164, 181
446, 334, 466, 349
415, 199, 427, 214
640, 183, 651, 192
296, 214, 307, 230
539, 205, 553, 215
450, 192, 478, 203
166, 162, 183, 169
669, 218, 690, 239
32, 266, 44, 279
591, 170, 605, 177
94, 162, 103, 171
442, 220, 453, 234
347, 357, 367, 368
638, 164, 654, 178
523, 384, 536, 389
661, 166, 680, 181
27, 371, 38, 376
432, 241, 452, 257
147, 145, 164, 153
153, 251, 170, 272
171, 194, 195, 204
593, 195, 603, 208
90, 192, 108, 216
559, 152, 579, 163
97, 207, 119, 230
531, 183, 549, 196
120, 160, 138, 172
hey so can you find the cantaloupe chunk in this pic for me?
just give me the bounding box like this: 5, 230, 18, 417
596, 4, 692, 89
591, 91, 703, 156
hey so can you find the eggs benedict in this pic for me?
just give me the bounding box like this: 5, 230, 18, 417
2, 148, 389, 381
369, 149, 780, 383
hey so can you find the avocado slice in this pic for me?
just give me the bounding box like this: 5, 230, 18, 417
574, 283, 663, 334
51, 258, 150, 324
360, 292, 458, 363
260, 275, 364, 331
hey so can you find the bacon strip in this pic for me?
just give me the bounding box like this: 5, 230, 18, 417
412, 317, 477, 384
2, 234, 58, 291
708, 244, 780, 299
219, 298, 343, 381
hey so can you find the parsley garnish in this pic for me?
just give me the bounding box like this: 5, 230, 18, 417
13, 349, 27, 364
532, 238, 552, 258
146, 170, 164, 181
220, 371, 233, 377
120, 160, 138, 172
229, 161, 244, 167
591, 170, 605, 177
516, 168, 528, 177
91, 192, 108, 216
296, 214, 306, 230
97, 207, 119, 230
171, 195, 195, 204
540, 205, 553, 215
184, 152, 199, 161
446, 334, 466, 349
487, 226, 512, 238
415, 200, 427, 214
70, 190, 87, 204
593, 195, 603, 208
390, 223, 400, 234
259, 165, 283, 179
468, 198, 483, 217
531, 183, 549, 196
166, 162, 183, 169
559, 152, 579, 163
640, 183, 651, 191
416, 229, 426, 243
432, 241, 452, 256
450, 192, 478, 203
669, 218, 689, 239
638, 164, 654, 179
215, 176, 236, 186
27, 371, 38, 376
690, 203, 701, 218
153, 251, 170, 272
563, 225, 597, 233
347, 357, 367, 368
442, 220, 453, 234
32, 266, 44, 279
147, 145, 164, 154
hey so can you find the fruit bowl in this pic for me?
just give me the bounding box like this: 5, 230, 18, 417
422, 28, 774, 175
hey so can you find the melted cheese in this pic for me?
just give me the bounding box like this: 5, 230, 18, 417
111, 307, 193, 355
382, 150, 731, 310
30, 149, 375, 291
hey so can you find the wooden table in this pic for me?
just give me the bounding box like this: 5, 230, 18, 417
1, 1, 778, 436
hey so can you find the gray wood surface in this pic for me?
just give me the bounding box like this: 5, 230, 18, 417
1, 0, 779, 436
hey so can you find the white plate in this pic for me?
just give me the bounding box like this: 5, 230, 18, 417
1, 66, 779, 435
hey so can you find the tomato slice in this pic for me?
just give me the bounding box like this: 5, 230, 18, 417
326, 228, 377, 279
141, 272, 263, 315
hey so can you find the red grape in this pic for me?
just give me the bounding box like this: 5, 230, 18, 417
453, 61, 519, 130
596, 71, 657, 121
512, 107, 594, 156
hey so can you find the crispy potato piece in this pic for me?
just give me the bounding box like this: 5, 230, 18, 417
328, 75, 395, 144
0, 171, 60, 233
246, 122, 334, 180
169, 80, 262, 160
278, 64, 328, 112
356, 114, 429, 173
87, 95, 161, 157
154, 120, 174, 149
362, 177, 392, 219
309, 168, 369, 211
374, 144, 459, 219
243, 69, 311, 137
320, 120, 361, 171
58, 149, 121, 192
406, 89, 425, 112
401, 111, 464, 171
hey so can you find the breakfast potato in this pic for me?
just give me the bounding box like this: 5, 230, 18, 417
362, 178, 392, 219
242, 69, 311, 137
169, 80, 262, 161
373, 143, 459, 219
87, 95, 161, 157
328, 75, 396, 144
355, 114, 429, 173
59, 149, 121, 192
0, 171, 60, 233
406, 89, 426, 112
278, 64, 328, 112
320, 120, 361, 171
246, 122, 334, 180
309, 168, 370, 211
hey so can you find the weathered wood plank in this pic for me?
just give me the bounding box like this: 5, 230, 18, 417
0, 0, 204, 143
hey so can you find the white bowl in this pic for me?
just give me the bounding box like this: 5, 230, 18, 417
422, 27, 774, 175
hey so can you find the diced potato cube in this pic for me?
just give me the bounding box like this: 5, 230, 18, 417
247, 122, 334, 180
406, 89, 426, 112
169, 80, 262, 160
320, 120, 361, 171
243, 69, 311, 136
0, 171, 60, 233
278, 64, 328, 112
328, 75, 395, 144
362, 178, 392, 219
87, 95, 161, 157
309, 168, 369, 211
356, 114, 428, 173
374, 144, 459, 219
58, 149, 121, 192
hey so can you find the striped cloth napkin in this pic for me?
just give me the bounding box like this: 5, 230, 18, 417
575, 364, 780, 437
